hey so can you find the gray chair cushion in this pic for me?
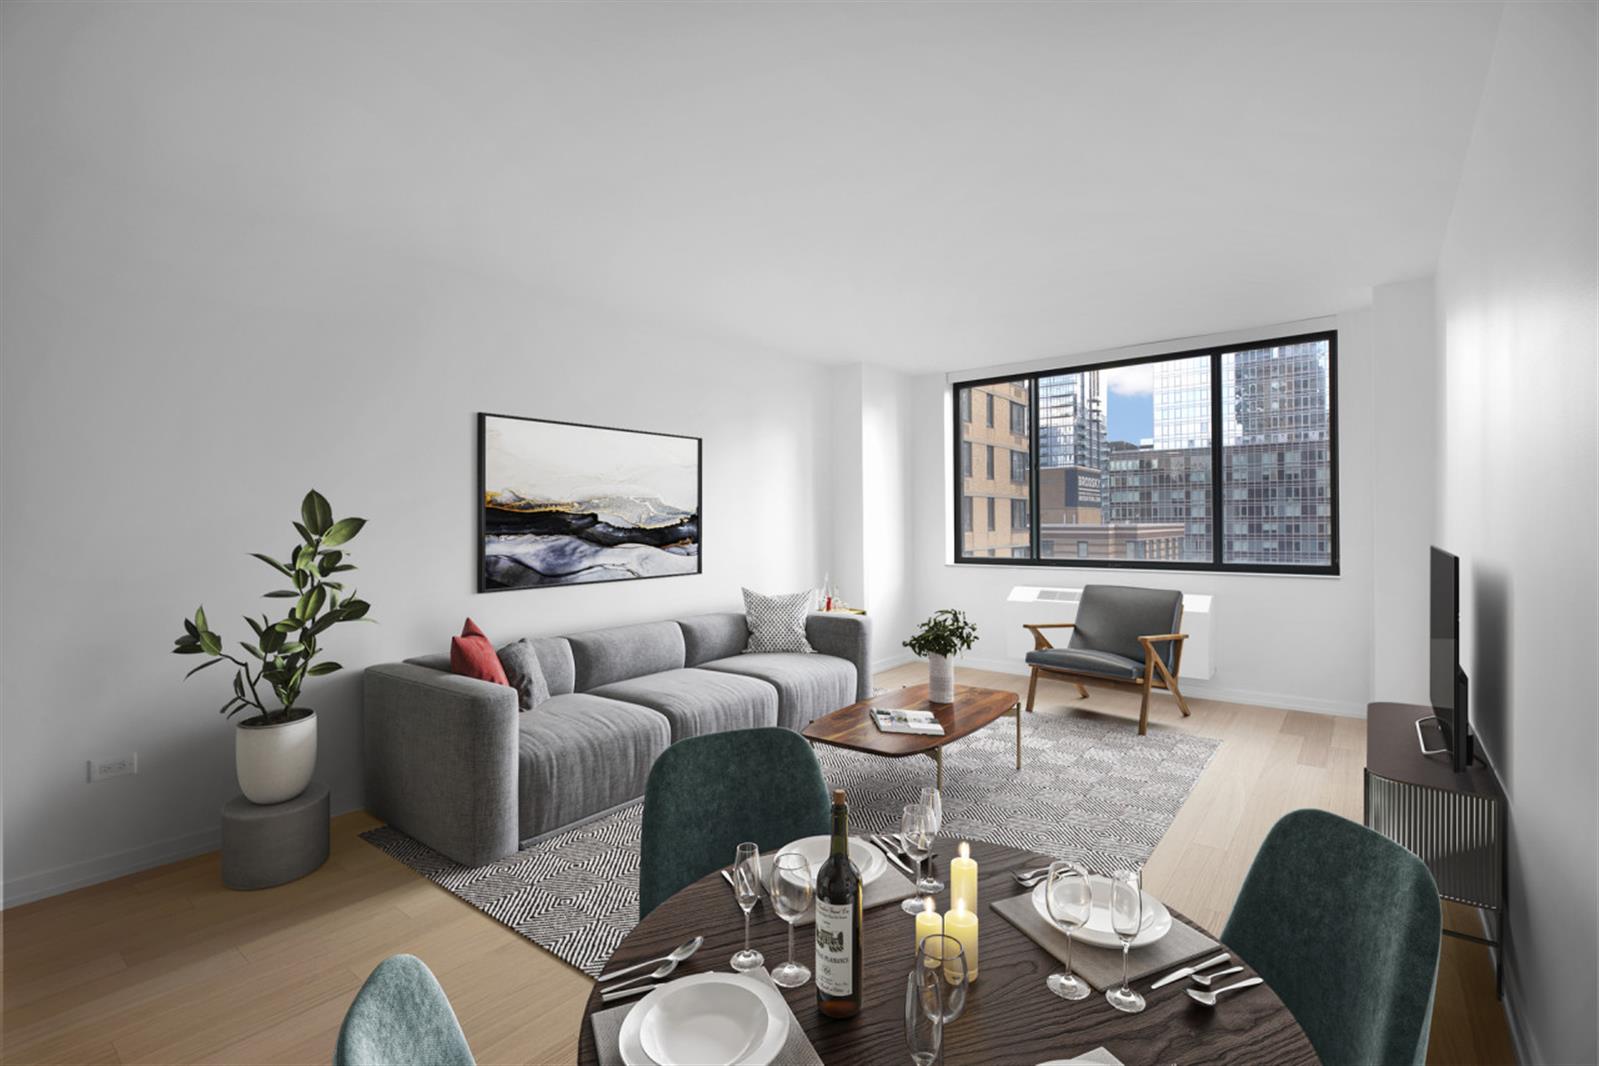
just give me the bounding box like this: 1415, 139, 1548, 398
1067, 585, 1184, 670
699, 653, 856, 730
567, 622, 686, 691
590, 668, 778, 742
1025, 647, 1146, 681
678, 613, 751, 666
497, 639, 550, 712
517, 693, 670, 839
407, 635, 575, 696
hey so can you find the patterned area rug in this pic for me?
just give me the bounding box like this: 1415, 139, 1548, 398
362, 711, 1219, 976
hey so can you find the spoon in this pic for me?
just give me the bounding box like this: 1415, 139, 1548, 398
1186, 976, 1263, 1006
1012, 866, 1052, 886
1191, 965, 1244, 988
602, 958, 680, 993
596, 936, 704, 983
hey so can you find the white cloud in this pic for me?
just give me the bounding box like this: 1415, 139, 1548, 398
1103, 363, 1156, 397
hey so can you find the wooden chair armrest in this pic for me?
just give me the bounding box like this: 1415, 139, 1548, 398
1137, 633, 1189, 645
1022, 622, 1075, 651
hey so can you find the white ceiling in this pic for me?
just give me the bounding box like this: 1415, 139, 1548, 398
17, 1, 1504, 371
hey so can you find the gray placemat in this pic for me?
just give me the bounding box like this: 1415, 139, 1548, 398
990, 890, 1221, 992
589, 968, 821, 1066
755, 850, 918, 926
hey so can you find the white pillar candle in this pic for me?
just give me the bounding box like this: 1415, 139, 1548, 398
915, 896, 943, 959
949, 840, 978, 913
943, 898, 979, 982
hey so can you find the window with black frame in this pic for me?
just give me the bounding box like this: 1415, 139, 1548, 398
953, 331, 1337, 574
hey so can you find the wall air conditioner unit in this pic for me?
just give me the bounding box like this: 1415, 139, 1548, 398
1005, 586, 1213, 681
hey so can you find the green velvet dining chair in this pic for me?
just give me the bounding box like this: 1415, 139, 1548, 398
639, 727, 830, 917
1222, 809, 1441, 1066
334, 954, 475, 1066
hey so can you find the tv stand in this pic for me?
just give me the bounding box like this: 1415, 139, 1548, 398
1414, 714, 1475, 766
1366, 701, 1505, 998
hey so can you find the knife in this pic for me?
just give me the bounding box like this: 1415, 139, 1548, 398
871, 835, 916, 876
1149, 952, 1231, 990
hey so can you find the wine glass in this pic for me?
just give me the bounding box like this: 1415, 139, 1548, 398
899, 804, 937, 914
769, 853, 813, 988
905, 964, 944, 1066
1044, 861, 1091, 1001
916, 786, 944, 894
915, 932, 968, 1025
1105, 867, 1146, 1014
730, 842, 764, 973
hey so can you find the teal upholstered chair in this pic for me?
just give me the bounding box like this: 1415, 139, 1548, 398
1223, 809, 1441, 1066
639, 727, 830, 917
335, 954, 474, 1066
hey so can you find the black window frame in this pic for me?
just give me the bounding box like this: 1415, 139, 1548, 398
951, 328, 1339, 576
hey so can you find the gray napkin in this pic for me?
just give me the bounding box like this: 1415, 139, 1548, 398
757, 850, 918, 926
589, 968, 821, 1066
990, 891, 1221, 992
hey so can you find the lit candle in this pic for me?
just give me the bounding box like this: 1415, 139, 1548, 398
943, 898, 979, 982
915, 896, 943, 959
950, 840, 978, 913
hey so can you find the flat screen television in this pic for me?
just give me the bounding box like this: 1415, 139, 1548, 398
1429, 546, 1473, 770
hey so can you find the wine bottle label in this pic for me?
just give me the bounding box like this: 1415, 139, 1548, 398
814, 899, 854, 997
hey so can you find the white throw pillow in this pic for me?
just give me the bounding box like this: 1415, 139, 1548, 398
742, 588, 815, 653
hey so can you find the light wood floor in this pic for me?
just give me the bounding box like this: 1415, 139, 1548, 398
1, 665, 1516, 1064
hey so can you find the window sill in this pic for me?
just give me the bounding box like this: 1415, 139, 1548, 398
945, 560, 1341, 580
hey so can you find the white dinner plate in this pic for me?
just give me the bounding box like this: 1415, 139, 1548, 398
775, 835, 887, 886
618, 973, 789, 1066
1031, 874, 1172, 949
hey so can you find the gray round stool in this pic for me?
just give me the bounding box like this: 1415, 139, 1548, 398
221, 781, 330, 890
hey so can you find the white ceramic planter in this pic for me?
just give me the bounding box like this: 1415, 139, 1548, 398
236, 710, 317, 805
927, 654, 956, 704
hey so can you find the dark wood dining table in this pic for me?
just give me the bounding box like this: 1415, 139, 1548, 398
577, 839, 1318, 1065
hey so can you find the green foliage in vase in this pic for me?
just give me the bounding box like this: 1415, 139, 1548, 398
903, 608, 978, 659
172, 490, 373, 726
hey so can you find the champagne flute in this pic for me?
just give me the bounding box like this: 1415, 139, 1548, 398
915, 932, 968, 1024
916, 787, 944, 894
1105, 867, 1146, 1014
730, 842, 765, 972
1044, 861, 1091, 1000
769, 853, 813, 988
899, 804, 937, 914
905, 965, 944, 1066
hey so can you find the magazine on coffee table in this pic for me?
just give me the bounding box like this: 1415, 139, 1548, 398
870, 707, 946, 736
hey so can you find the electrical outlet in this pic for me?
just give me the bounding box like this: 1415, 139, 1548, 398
88, 753, 138, 782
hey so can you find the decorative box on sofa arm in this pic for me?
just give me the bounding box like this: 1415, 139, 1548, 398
361, 611, 871, 867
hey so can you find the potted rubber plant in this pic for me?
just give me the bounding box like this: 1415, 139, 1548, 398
904, 608, 978, 703
173, 490, 372, 805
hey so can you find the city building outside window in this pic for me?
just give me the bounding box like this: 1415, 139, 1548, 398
952, 331, 1336, 574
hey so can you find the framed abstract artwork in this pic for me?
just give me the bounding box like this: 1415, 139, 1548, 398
478, 413, 702, 591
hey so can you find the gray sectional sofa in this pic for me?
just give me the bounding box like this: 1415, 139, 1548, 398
363, 611, 871, 866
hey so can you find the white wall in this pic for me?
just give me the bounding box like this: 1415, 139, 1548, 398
905, 313, 1381, 718
0, 52, 839, 904
1369, 277, 1438, 705
1435, 4, 1599, 1062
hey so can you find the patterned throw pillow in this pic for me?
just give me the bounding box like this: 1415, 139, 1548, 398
742, 588, 815, 654
497, 638, 551, 712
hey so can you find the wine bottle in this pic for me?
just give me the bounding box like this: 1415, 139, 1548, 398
815, 788, 864, 1018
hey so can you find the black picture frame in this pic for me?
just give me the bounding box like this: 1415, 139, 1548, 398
477, 412, 704, 592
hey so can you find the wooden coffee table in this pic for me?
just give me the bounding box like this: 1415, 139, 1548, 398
802, 683, 1021, 790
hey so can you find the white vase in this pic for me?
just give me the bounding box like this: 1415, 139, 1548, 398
927, 654, 956, 703
236, 710, 317, 805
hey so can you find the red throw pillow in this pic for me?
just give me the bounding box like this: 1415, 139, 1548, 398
450, 618, 510, 686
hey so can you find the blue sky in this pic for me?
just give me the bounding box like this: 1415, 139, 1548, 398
1107, 391, 1153, 443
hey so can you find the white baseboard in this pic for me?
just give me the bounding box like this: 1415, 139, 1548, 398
3, 825, 221, 908
951, 655, 1367, 718
870, 651, 917, 673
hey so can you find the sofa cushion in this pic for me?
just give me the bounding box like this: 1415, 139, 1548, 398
1025, 647, 1146, 681
517, 693, 670, 840
1068, 585, 1183, 670
742, 588, 815, 653
678, 613, 750, 666
406, 635, 575, 696
590, 668, 778, 742
699, 653, 856, 730
568, 622, 686, 692
498, 639, 550, 712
